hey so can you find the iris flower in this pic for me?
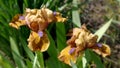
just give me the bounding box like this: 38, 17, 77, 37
58, 25, 111, 65
9, 7, 66, 52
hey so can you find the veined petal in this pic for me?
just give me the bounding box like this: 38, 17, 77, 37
9, 14, 26, 29
27, 31, 50, 52
92, 44, 111, 57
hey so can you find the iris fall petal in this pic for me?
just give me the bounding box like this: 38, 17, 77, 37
27, 31, 50, 52
58, 46, 77, 65
92, 44, 111, 57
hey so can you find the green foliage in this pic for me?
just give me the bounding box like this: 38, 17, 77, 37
95, 19, 113, 42
72, 0, 81, 27
0, 0, 114, 68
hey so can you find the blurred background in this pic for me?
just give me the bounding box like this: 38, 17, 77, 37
0, 0, 120, 68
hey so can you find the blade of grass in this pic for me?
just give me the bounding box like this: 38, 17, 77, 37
46, 30, 65, 68
82, 57, 87, 68
46, 30, 58, 58
85, 49, 104, 68
70, 60, 77, 68
0, 11, 10, 22
56, 23, 66, 51
26, 59, 33, 68
72, 0, 81, 27
10, 36, 26, 68
23, 0, 28, 8
0, 55, 13, 68
36, 51, 44, 68
46, 57, 65, 68
19, 35, 34, 61
32, 52, 43, 68
58, 4, 68, 11
33, 53, 38, 68
76, 54, 83, 68
0, 37, 11, 58
49, 0, 58, 9
56, 22, 70, 68
90, 50, 104, 68
95, 19, 113, 42
0, 1, 9, 10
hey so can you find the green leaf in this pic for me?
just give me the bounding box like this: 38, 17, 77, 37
86, 49, 104, 68
56, 22, 71, 68
19, 35, 34, 61
56, 23, 67, 51
72, 0, 81, 27
0, 11, 10, 22
46, 31, 60, 67
70, 60, 77, 68
76, 55, 83, 68
23, 0, 28, 7
82, 57, 87, 68
36, 52, 44, 68
85, 49, 92, 63
95, 19, 112, 42
33, 53, 38, 68
46, 30, 58, 58
26, 59, 33, 68
46, 58, 60, 68
46, 30, 69, 68
91, 51, 104, 68
48, 0, 59, 9
10, 37, 26, 68
46, 57, 69, 68
0, 0, 9, 10
0, 55, 13, 68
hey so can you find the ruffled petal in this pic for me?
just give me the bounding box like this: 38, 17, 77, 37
92, 44, 111, 57
40, 7, 56, 23
53, 12, 67, 22
9, 14, 26, 29
58, 46, 81, 66
27, 31, 50, 52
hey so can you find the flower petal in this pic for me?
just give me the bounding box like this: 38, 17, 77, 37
9, 14, 26, 29
58, 46, 77, 66
54, 12, 67, 22
27, 31, 50, 52
41, 7, 56, 23
92, 44, 111, 57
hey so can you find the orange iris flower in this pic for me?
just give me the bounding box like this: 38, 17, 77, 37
58, 25, 111, 65
9, 7, 66, 52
